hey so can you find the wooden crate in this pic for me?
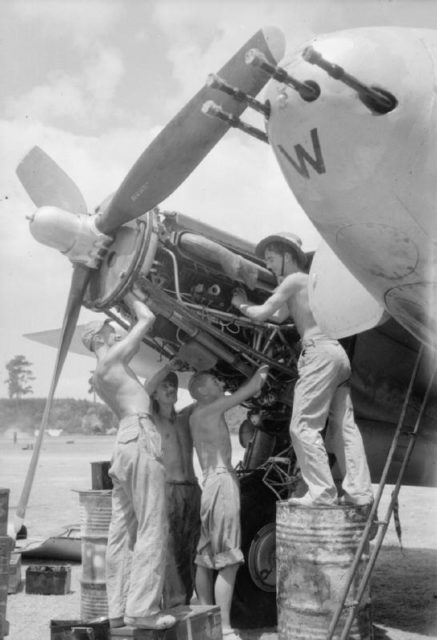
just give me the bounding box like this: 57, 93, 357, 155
26, 565, 71, 595
110, 605, 222, 640
50, 618, 109, 640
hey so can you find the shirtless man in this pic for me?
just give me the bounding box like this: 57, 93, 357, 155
188, 365, 269, 639
144, 361, 201, 607
81, 294, 175, 630
232, 233, 373, 508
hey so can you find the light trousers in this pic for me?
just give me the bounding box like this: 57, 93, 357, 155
290, 336, 373, 505
106, 414, 168, 621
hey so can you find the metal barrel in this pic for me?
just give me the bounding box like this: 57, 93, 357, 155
78, 490, 112, 621
276, 502, 372, 640
0, 536, 12, 640
0, 489, 9, 537
90, 461, 113, 490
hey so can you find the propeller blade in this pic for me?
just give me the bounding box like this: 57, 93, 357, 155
16, 146, 88, 214
24, 323, 174, 379
308, 240, 388, 339
14, 264, 91, 534
97, 26, 285, 234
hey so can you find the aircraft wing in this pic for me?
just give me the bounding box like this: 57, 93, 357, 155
24, 325, 171, 381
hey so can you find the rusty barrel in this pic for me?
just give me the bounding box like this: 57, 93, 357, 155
78, 490, 112, 620
276, 502, 372, 640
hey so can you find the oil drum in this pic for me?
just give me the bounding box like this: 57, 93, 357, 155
78, 490, 112, 620
276, 502, 372, 639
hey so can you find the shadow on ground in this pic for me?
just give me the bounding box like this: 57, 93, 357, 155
372, 546, 437, 637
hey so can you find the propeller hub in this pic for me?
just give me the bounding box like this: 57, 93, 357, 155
29, 206, 113, 268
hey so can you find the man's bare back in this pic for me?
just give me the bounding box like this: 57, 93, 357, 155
94, 360, 151, 419
278, 272, 319, 340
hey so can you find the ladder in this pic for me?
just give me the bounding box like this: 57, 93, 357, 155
325, 344, 436, 640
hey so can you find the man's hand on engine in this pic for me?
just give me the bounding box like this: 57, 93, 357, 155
232, 287, 248, 310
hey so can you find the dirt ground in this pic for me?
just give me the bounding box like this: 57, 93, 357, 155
1, 435, 436, 640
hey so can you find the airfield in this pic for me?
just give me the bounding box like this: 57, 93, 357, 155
1, 433, 436, 640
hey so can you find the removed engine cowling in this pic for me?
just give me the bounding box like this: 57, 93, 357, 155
84, 208, 302, 456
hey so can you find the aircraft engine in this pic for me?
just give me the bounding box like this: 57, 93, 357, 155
84, 207, 302, 469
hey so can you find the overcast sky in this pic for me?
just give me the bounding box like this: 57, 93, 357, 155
1, 0, 436, 399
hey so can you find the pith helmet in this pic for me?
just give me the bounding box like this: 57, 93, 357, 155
162, 371, 179, 389
81, 319, 111, 352
255, 232, 307, 269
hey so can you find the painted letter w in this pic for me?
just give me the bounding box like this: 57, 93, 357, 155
278, 128, 325, 179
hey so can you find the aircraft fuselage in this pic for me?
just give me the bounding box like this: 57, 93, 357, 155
266, 27, 437, 347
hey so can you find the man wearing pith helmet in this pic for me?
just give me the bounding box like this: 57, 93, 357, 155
232, 232, 373, 508
81, 295, 176, 631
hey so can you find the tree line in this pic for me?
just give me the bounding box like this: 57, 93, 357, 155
2, 355, 116, 435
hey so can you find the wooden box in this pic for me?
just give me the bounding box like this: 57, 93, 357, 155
25, 565, 71, 595
110, 605, 222, 640
50, 617, 110, 640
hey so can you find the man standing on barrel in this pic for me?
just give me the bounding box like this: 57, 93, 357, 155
232, 233, 373, 508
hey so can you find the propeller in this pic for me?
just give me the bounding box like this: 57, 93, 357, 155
14, 26, 286, 532
96, 25, 285, 234
14, 264, 90, 534
16, 145, 88, 213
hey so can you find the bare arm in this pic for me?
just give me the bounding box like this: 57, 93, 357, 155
144, 363, 171, 395
269, 304, 290, 323
105, 295, 155, 365
232, 278, 297, 322
197, 365, 269, 416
